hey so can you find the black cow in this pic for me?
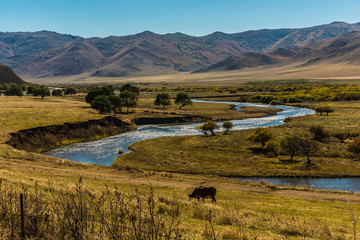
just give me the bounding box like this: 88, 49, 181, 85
188, 186, 216, 203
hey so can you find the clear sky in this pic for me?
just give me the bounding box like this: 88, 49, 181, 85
1, 0, 360, 38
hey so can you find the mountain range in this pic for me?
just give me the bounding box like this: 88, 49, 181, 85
1, 21, 360, 81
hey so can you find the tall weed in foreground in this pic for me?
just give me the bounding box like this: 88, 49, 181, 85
0, 178, 183, 239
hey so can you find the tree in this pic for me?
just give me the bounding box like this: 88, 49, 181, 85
247, 128, 276, 147
154, 93, 171, 109
280, 134, 301, 161
64, 87, 77, 96
120, 83, 140, 96
109, 95, 122, 116
52, 89, 63, 96
85, 86, 114, 104
120, 90, 138, 113
33, 87, 50, 99
6, 85, 23, 97
196, 120, 219, 136
348, 138, 360, 158
309, 125, 329, 141
91, 95, 112, 114
298, 137, 319, 167
222, 121, 234, 135
175, 93, 192, 109
264, 140, 280, 156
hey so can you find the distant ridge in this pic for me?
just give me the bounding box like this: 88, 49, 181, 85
0, 64, 26, 84
0, 21, 360, 80
193, 30, 360, 73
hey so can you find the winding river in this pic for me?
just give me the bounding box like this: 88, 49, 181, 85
44, 100, 360, 192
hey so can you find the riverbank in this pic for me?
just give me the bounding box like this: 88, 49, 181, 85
114, 100, 360, 178
0, 95, 360, 239
4, 97, 282, 153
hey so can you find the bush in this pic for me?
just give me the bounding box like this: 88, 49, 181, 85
247, 128, 276, 147
263, 140, 280, 156
315, 106, 334, 116
309, 125, 329, 141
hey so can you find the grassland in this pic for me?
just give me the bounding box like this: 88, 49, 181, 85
24, 62, 360, 86
0, 92, 360, 239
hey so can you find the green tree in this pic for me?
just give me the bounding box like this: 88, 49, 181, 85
52, 89, 63, 96
120, 83, 140, 96
91, 95, 112, 114
109, 95, 122, 116
280, 134, 301, 161
298, 137, 319, 167
6, 85, 23, 97
247, 128, 276, 147
85, 86, 114, 104
222, 121, 234, 135
33, 87, 50, 99
154, 93, 171, 109
64, 87, 77, 96
120, 90, 138, 113
175, 93, 192, 109
196, 120, 219, 136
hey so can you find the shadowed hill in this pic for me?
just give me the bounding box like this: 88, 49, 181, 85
0, 64, 26, 84
192, 52, 286, 73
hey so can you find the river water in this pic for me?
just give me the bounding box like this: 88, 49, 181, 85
45, 100, 314, 166
44, 100, 360, 192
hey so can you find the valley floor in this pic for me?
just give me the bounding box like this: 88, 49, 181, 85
0, 94, 359, 239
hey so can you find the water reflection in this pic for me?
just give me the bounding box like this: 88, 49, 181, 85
237, 178, 360, 192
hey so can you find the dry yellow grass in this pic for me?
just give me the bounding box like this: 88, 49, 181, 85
0, 94, 359, 238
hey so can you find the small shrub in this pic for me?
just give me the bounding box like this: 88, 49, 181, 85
309, 125, 329, 141
247, 128, 276, 147
263, 140, 280, 156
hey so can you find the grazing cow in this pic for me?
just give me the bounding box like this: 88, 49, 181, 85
188, 186, 216, 203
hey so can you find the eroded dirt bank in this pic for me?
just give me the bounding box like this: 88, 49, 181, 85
6, 116, 136, 152
6, 114, 212, 153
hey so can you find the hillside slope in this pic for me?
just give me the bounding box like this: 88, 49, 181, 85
0, 64, 26, 84
0, 22, 359, 80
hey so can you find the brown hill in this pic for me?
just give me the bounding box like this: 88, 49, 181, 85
0, 64, 26, 84
1, 22, 360, 80
21, 39, 106, 77
194, 30, 360, 74
300, 31, 360, 66
270, 21, 360, 50
193, 52, 286, 73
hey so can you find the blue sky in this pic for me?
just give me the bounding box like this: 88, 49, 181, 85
1, 0, 360, 37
